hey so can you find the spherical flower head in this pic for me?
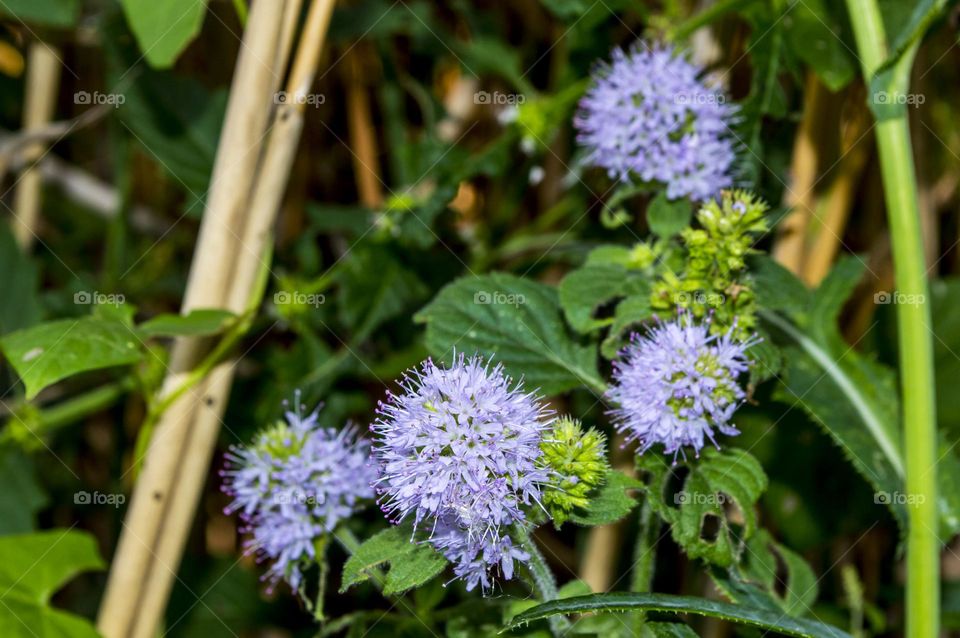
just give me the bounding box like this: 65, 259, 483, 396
575, 43, 738, 201
222, 396, 375, 590
372, 354, 553, 592
607, 315, 757, 461
539, 417, 609, 527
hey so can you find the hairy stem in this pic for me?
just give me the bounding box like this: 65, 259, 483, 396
630, 499, 659, 633
843, 2, 939, 637
515, 526, 569, 636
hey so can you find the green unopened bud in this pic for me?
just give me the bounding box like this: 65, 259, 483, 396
540, 417, 609, 527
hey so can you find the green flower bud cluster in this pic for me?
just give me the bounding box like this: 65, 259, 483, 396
539, 417, 609, 527
651, 190, 768, 337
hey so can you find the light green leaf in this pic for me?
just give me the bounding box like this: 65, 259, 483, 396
600, 294, 654, 359
568, 470, 643, 526
0, 530, 105, 638
340, 526, 447, 595
638, 448, 768, 568
0, 0, 79, 27
559, 263, 647, 334
137, 309, 236, 338
120, 0, 208, 68
415, 273, 604, 395
646, 192, 692, 238
505, 593, 852, 637
1, 318, 143, 399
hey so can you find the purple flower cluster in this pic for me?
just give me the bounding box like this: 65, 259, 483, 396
575, 43, 738, 201
607, 315, 755, 460
222, 399, 375, 590
372, 354, 552, 591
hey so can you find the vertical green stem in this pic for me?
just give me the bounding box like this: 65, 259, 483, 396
515, 525, 570, 636
630, 499, 659, 633
843, 2, 939, 637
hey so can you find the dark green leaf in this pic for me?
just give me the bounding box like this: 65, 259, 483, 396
0, 225, 41, 336
416, 273, 604, 395
1, 318, 143, 399
0, 0, 78, 26
783, 0, 857, 91
0, 450, 47, 534
505, 593, 852, 637
341, 526, 447, 595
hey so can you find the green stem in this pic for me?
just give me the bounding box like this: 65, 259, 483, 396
843, 2, 938, 637
515, 525, 569, 636
231, 0, 248, 25
1, 377, 136, 444
630, 499, 659, 633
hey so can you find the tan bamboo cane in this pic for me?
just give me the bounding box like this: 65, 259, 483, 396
117, 2, 336, 636
772, 73, 826, 274
12, 43, 61, 249
803, 96, 871, 285
97, 2, 290, 635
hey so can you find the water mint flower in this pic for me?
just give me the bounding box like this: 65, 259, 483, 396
539, 417, 609, 527
575, 43, 737, 201
372, 354, 552, 592
607, 315, 756, 460
222, 396, 375, 590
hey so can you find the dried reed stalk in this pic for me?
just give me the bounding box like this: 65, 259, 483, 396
97, 1, 292, 635
772, 73, 827, 274
12, 43, 61, 249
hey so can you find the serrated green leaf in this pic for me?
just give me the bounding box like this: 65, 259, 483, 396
137, 309, 236, 338
415, 273, 604, 395
639, 448, 767, 568
646, 192, 692, 238
1, 318, 143, 399
120, 0, 208, 68
0, 530, 105, 638
568, 470, 643, 526
340, 526, 447, 595
761, 257, 911, 531
505, 593, 852, 637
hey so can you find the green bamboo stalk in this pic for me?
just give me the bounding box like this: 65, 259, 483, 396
842, 2, 938, 636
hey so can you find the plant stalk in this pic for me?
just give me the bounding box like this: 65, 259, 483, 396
843, 2, 939, 636
516, 525, 569, 636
